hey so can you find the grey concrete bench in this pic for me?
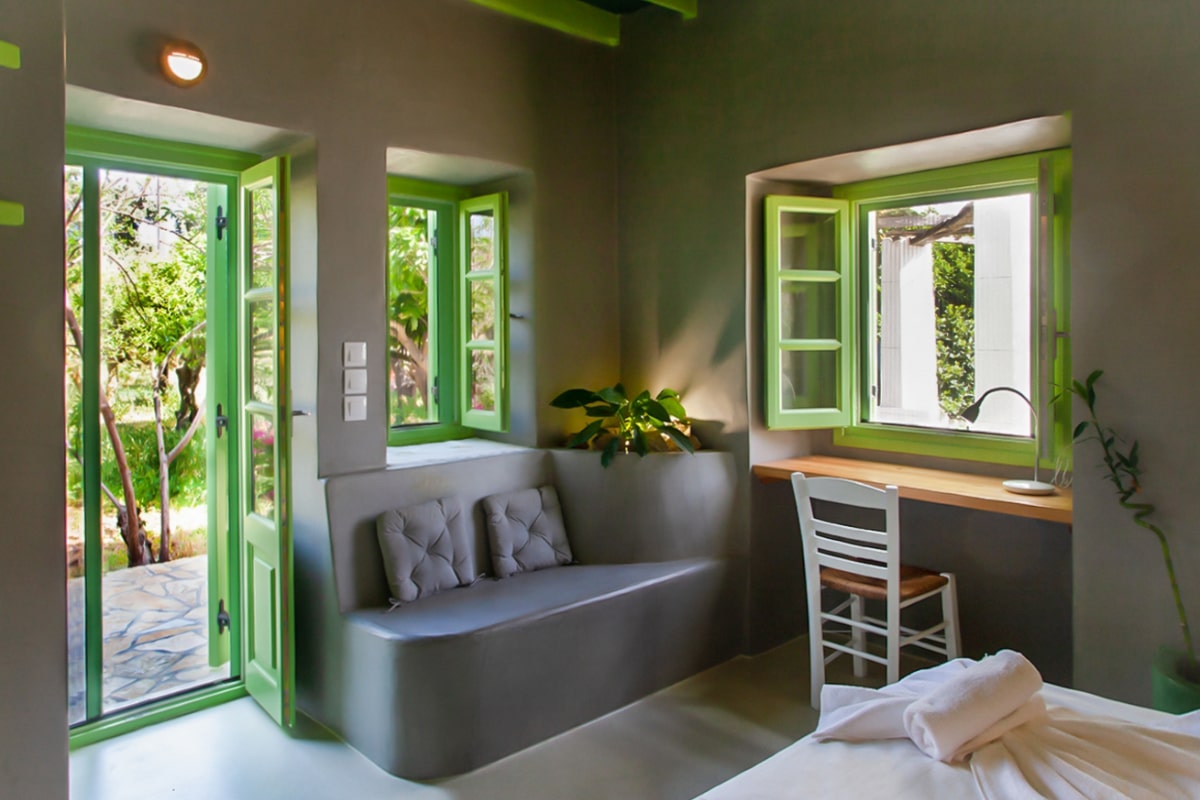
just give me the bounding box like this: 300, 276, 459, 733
321, 448, 743, 779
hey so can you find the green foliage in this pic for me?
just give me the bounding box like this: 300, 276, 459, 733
387, 204, 433, 425
67, 422, 207, 511
933, 242, 975, 416
550, 384, 696, 467
1068, 370, 1195, 667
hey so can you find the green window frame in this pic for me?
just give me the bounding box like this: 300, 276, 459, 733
386, 178, 508, 445
764, 150, 1072, 468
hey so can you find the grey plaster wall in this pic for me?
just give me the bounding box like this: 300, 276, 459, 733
616, 1, 1200, 704
64, 0, 620, 474
0, 2, 68, 796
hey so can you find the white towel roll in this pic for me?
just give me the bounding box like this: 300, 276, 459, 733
903, 649, 1045, 762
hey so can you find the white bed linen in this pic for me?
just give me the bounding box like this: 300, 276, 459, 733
694, 685, 1177, 800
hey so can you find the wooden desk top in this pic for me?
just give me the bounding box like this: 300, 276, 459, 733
753, 454, 1072, 525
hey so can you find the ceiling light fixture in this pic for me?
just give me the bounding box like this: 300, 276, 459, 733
160, 40, 207, 87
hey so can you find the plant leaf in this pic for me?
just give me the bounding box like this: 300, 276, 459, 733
660, 425, 695, 453
601, 436, 620, 468
550, 388, 598, 408
1072, 421, 1088, 441
631, 427, 647, 456
644, 399, 671, 423
585, 404, 618, 417
597, 385, 626, 405
566, 419, 605, 448
656, 388, 680, 400
659, 397, 686, 419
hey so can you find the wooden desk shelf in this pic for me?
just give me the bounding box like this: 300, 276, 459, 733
753, 455, 1072, 525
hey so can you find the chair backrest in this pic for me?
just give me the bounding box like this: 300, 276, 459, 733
791, 473, 901, 590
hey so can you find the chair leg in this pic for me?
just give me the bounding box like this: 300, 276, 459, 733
850, 594, 866, 678
941, 572, 961, 660
809, 589, 825, 710
886, 596, 900, 685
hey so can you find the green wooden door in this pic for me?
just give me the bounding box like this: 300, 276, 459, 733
238, 157, 293, 727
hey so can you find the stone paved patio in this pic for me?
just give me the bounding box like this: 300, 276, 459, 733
68, 555, 230, 723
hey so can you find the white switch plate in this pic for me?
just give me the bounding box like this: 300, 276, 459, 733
343, 368, 368, 395
343, 341, 367, 368
343, 395, 367, 422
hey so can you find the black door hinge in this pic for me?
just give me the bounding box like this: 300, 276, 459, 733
216, 205, 228, 241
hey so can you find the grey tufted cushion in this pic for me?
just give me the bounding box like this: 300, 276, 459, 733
481, 485, 574, 578
376, 496, 474, 604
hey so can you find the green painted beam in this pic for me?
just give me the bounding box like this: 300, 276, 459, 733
468, 0, 621, 46
0, 40, 19, 70
645, 0, 696, 19
0, 200, 23, 226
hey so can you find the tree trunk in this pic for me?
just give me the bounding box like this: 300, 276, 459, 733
174, 360, 203, 431
66, 302, 147, 566
153, 390, 172, 563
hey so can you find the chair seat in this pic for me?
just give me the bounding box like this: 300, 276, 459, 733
820, 564, 947, 601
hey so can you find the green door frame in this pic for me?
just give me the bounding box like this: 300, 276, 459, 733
66, 128, 259, 747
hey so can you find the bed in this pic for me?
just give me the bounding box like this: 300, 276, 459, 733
696, 681, 1194, 800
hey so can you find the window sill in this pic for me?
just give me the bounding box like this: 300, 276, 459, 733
385, 438, 531, 470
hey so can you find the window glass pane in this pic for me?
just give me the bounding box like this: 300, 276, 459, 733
469, 350, 496, 413
866, 194, 1032, 435
250, 415, 275, 517
780, 280, 837, 340
250, 300, 273, 404
468, 277, 495, 342
467, 210, 495, 273
779, 210, 838, 272
781, 350, 839, 410
387, 204, 436, 426
249, 186, 274, 290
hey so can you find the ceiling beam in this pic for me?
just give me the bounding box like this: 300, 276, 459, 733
468, 0, 621, 46
644, 0, 697, 19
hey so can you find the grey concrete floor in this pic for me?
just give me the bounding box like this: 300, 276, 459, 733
70, 639, 827, 800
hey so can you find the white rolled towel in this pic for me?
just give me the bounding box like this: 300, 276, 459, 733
903, 650, 1047, 762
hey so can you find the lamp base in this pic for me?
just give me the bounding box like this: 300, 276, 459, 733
1002, 479, 1057, 496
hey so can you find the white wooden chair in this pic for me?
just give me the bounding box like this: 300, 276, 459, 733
792, 472, 961, 709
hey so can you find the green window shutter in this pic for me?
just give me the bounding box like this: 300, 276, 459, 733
764, 195, 852, 429
459, 192, 508, 431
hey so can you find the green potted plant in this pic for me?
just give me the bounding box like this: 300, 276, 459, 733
1069, 370, 1199, 712
550, 384, 697, 468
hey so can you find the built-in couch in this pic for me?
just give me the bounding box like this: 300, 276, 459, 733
320, 448, 743, 779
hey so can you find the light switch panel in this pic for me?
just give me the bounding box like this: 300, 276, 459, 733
343, 341, 367, 368
343, 368, 368, 395
343, 395, 367, 422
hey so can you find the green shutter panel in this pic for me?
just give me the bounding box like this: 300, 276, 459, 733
764, 196, 852, 429
459, 192, 508, 432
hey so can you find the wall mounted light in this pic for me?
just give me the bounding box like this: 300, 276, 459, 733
160, 40, 207, 87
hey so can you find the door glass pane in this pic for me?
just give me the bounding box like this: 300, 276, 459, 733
64, 165, 86, 725
467, 209, 495, 273
778, 210, 838, 272
469, 350, 496, 413
780, 280, 837, 340
250, 415, 276, 517
866, 195, 1032, 433
781, 350, 838, 410
387, 204, 436, 426
468, 277, 495, 342
249, 186, 274, 290
250, 300, 274, 404
66, 166, 229, 722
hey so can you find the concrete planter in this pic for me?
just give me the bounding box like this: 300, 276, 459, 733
1151, 646, 1200, 714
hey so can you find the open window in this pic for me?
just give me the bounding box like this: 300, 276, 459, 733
386, 179, 508, 444
764, 150, 1071, 467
